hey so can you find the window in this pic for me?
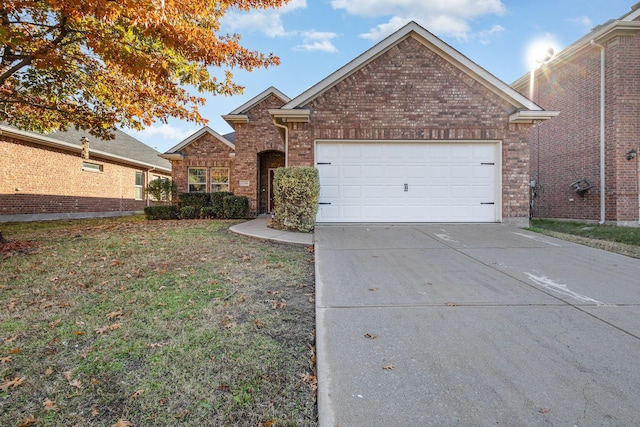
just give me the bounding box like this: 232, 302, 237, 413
135, 171, 144, 200
188, 168, 207, 192
211, 167, 230, 192
82, 161, 103, 172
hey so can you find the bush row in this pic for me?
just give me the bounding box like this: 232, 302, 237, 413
144, 192, 248, 220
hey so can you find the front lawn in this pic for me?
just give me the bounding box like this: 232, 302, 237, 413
0, 217, 317, 426
529, 219, 640, 259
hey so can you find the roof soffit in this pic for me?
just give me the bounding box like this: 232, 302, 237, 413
164, 126, 235, 154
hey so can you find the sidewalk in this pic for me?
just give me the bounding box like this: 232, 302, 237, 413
228, 216, 314, 246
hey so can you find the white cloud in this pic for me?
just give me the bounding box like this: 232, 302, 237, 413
223, 0, 307, 38
331, 0, 506, 41
477, 24, 505, 45
295, 31, 339, 53
568, 15, 592, 30
133, 124, 198, 148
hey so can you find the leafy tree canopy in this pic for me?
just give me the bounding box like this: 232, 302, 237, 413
0, 0, 287, 139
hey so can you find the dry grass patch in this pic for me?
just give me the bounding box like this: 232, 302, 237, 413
0, 217, 317, 426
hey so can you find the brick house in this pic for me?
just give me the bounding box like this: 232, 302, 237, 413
512, 4, 640, 226
1, 125, 171, 222
164, 21, 557, 226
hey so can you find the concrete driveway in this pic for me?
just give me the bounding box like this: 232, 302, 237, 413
314, 224, 640, 426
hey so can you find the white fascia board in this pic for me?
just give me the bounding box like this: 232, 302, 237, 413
269, 109, 311, 123
1, 125, 171, 173
509, 110, 560, 123
164, 126, 235, 154
282, 21, 541, 111
227, 86, 290, 115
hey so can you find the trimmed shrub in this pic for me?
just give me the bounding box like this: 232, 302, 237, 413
272, 167, 319, 233
144, 205, 178, 220
145, 179, 177, 203
223, 195, 249, 219
211, 191, 234, 218
179, 205, 197, 219
200, 207, 215, 219
178, 192, 212, 213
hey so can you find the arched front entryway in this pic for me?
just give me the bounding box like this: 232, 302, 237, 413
258, 150, 285, 214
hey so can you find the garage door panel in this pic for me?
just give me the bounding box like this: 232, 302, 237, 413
316, 142, 498, 223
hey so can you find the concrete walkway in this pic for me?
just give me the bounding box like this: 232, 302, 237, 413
229, 216, 314, 246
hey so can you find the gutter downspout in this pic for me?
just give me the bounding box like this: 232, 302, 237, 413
591, 39, 606, 224
272, 119, 289, 167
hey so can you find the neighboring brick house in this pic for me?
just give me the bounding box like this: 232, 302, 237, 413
512, 4, 640, 226
164, 21, 557, 226
1, 125, 171, 222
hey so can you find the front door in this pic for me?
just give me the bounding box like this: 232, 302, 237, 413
258, 151, 285, 214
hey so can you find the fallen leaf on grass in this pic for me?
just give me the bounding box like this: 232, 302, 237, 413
1, 356, 11, 364
129, 389, 144, 400
91, 406, 100, 416
95, 323, 122, 334
69, 379, 82, 390
17, 415, 39, 427
0, 376, 25, 390
43, 398, 58, 411
45, 367, 54, 377
271, 300, 287, 310
111, 420, 133, 427
72, 331, 85, 336
174, 409, 190, 419
382, 364, 394, 370
48, 319, 61, 328
254, 319, 265, 328
63, 371, 73, 381
258, 419, 277, 427
8, 347, 20, 354
106, 309, 124, 319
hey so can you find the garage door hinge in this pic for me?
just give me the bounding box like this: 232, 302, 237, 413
481, 202, 495, 205
480, 162, 495, 165
317, 162, 332, 165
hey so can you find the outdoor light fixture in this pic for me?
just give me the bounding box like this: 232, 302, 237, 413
627, 149, 637, 161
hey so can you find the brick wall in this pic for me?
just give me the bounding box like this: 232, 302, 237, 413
1, 135, 169, 218
170, 132, 234, 195
287, 36, 533, 221
522, 32, 640, 224
232, 94, 286, 214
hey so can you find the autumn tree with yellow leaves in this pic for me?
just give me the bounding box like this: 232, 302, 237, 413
0, 0, 288, 139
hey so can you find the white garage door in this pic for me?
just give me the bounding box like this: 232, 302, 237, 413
316, 141, 500, 223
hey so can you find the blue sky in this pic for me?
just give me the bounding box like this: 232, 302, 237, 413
127, 0, 636, 153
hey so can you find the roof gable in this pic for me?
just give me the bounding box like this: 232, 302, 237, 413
281, 21, 541, 113
163, 126, 234, 157
227, 86, 290, 115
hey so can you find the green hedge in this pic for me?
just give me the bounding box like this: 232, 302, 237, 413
144, 205, 178, 220
211, 191, 234, 218
223, 195, 249, 219
179, 205, 197, 219
272, 167, 319, 233
178, 192, 212, 215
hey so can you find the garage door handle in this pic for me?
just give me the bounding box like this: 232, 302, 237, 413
481, 202, 495, 205
319, 202, 331, 205
317, 162, 332, 165
481, 162, 495, 165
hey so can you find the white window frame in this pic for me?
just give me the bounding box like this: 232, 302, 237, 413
188, 167, 207, 192
82, 161, 103, 172
134, 171, 144, 200
210, 167, 230, 192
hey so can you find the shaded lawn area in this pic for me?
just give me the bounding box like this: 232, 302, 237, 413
0, 217, 317, 426
529, 219, 640, 259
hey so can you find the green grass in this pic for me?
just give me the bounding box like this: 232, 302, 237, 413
0, 217, 317, 426
529, 219, 640, 259
530, 219, 640, 246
